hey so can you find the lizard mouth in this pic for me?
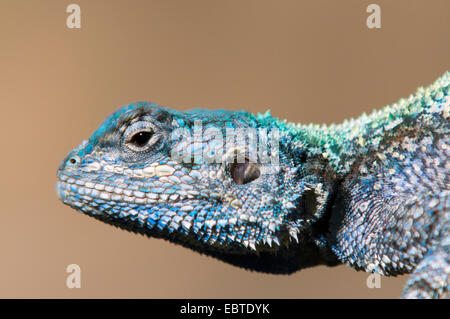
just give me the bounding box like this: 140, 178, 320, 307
55, 167, 218, 231
55, 177, 210, 231
55, 173, 284, 251
56, 170, 211, 205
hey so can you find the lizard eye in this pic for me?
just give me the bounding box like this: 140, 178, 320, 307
230, 160, 260, 185
129, 131, 153, 147
123, 121, 159, 152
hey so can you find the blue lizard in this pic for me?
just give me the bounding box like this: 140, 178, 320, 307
56, 72, 449, 298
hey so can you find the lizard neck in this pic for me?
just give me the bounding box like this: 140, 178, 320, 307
266, 71, 449, 176
258, 72, 449, 274
321, 73, 448, 275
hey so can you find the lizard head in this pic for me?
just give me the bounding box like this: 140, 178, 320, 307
56, 102, 336, 273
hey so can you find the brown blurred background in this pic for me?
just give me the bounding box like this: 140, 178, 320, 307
0, 0, 449, 298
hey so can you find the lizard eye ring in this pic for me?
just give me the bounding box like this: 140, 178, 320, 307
67, 155, 80, 165
123, 121, 159, 152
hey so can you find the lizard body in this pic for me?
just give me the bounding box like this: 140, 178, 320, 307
56, 72, 449, 298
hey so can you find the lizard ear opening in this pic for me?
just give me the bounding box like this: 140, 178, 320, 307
230, 160, 260, 185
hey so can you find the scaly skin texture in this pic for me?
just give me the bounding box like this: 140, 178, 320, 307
56, 72, 449, 298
